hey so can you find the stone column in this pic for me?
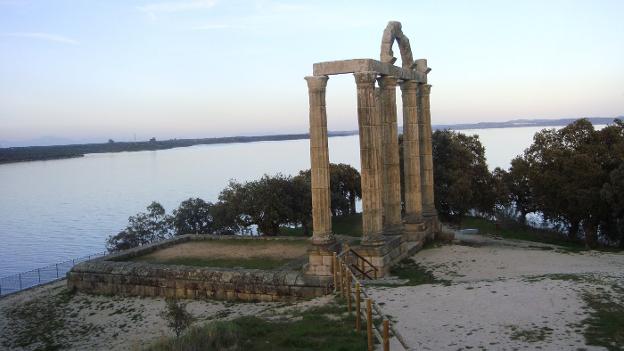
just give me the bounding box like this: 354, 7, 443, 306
377, 76, 402, 235
354, 72, 384, 246
304, 76, 336, 277
305, 76, 334, 245
399, 80, 426, 241
417, 84, 438, 236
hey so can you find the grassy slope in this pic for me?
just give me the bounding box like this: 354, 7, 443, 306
281, 213, 363, 237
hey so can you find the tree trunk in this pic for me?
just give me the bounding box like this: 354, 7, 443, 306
568, 221, 580, 240
349, 194, 356, 215
583, 222, 597, 249
302, 222, 309, 236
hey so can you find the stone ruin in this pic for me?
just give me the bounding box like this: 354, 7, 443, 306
67, 21, 441, 301
305, 21, 440, 278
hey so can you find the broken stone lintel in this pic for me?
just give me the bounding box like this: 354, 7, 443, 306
312, 59, 427, 82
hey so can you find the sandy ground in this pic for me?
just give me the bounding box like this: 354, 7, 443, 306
368, 234, 624, 351
0, 280, 332, 351
137, 240, 308, 261
2, 235, 622, 350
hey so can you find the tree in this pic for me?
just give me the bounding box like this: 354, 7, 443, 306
298, 163, 362, 217
431, 130, 496, 222
503, 157, 537, 223
172, 198, 216, 235
106, 202, 173, 252
218, 175, 296, 235
523, 119, 610, 247
161, 298, 195, 337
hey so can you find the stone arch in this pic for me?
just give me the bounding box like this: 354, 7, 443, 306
380, 21, 415, 70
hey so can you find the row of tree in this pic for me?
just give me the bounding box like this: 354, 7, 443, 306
106, 163, 360, 251
432, 119, 624, 248
108, 118, 624, 251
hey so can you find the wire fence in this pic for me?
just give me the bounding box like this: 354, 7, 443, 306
0, 252, 107, 297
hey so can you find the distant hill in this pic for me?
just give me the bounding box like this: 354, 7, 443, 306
0, 117, 620, 165
432, 117, 618, 131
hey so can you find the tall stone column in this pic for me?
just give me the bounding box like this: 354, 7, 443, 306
377, 76, 402, 235
417, 84, 438, 236
399, 80, 426, 241
305, 76, 334, 245
354, 72, 384, 246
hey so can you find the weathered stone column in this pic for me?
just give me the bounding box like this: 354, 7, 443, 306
377, 76, 402, 235
305, 76, 336, 277
305, 76, 334, 245
399, 80, 426, 241
417, 83, 439, 236
354, 72, 384, 246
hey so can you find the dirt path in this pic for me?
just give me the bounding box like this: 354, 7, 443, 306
369, 234, 624, 351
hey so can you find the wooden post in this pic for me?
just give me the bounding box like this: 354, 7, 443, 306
355, 283, 361, 331
341, 263, 347, 298
367, 299, 373, 351
337, 261, 342, 298
333, 253, 338, 293
383, 319, 390, 351
346, 274, 352, 313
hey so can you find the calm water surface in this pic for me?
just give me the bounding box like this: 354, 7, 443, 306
0, 126, 572, 276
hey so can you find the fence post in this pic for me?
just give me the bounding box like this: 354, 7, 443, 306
367, 299, 373, 351
346, 274, 352, 313
18, 273, 22, 290
355, 283, 361, 331
383, 319, 390, 351
341, 263, 347, 298
72, 259, 75, 266
55, 263, 59, 278
333, 253, 338, 293
37, 268, 41, 284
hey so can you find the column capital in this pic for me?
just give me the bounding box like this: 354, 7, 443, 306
418, 83, 432, 96
399, 79, 418, 91
353, 71, 378, 86
376, 75, 398, 89
304, 76, 329, 91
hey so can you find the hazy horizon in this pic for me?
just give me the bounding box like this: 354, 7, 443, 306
1, 0, 623, 145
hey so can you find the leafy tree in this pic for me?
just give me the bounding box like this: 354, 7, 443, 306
218, 175, 296, 235
502, 157, 537, 223
172, 198, 216, 235
523, 119, 615, 247
106, 202, 173, 252
298, 163, 362, 217
431, 130, 496, 222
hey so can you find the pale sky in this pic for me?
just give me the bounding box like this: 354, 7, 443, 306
1, 0, 623, 146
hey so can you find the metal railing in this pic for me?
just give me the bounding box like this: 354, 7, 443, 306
334, 250, 411, 351
0, 252, 106, 297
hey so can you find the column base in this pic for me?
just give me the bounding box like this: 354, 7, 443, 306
382, 223, 404, 236
403, 220, 427, 243
423, 213, 440, 240
354, 235, 405, 278
305, 240, 339, 277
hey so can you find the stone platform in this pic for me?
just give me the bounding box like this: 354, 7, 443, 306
67, 235, 331, 302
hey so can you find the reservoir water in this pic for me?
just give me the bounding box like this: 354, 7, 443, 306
0, 126, 578, 276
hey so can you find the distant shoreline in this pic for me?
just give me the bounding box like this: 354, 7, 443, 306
0, 117, 618, 165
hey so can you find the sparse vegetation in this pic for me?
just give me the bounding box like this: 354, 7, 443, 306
389, 258, 449, 286
146, 300, 367, 351
582, 291, 624, 351
161, 299, 195, 338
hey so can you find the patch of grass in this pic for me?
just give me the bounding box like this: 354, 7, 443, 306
133, 256, 293, 270
507, 325, 553, 342
461, 217, 586, 250
146, 299, 367, 351
582, 292, 624, 351
389, 258, 449, 286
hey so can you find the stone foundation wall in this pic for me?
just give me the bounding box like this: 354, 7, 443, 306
67, 235, 331, 302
